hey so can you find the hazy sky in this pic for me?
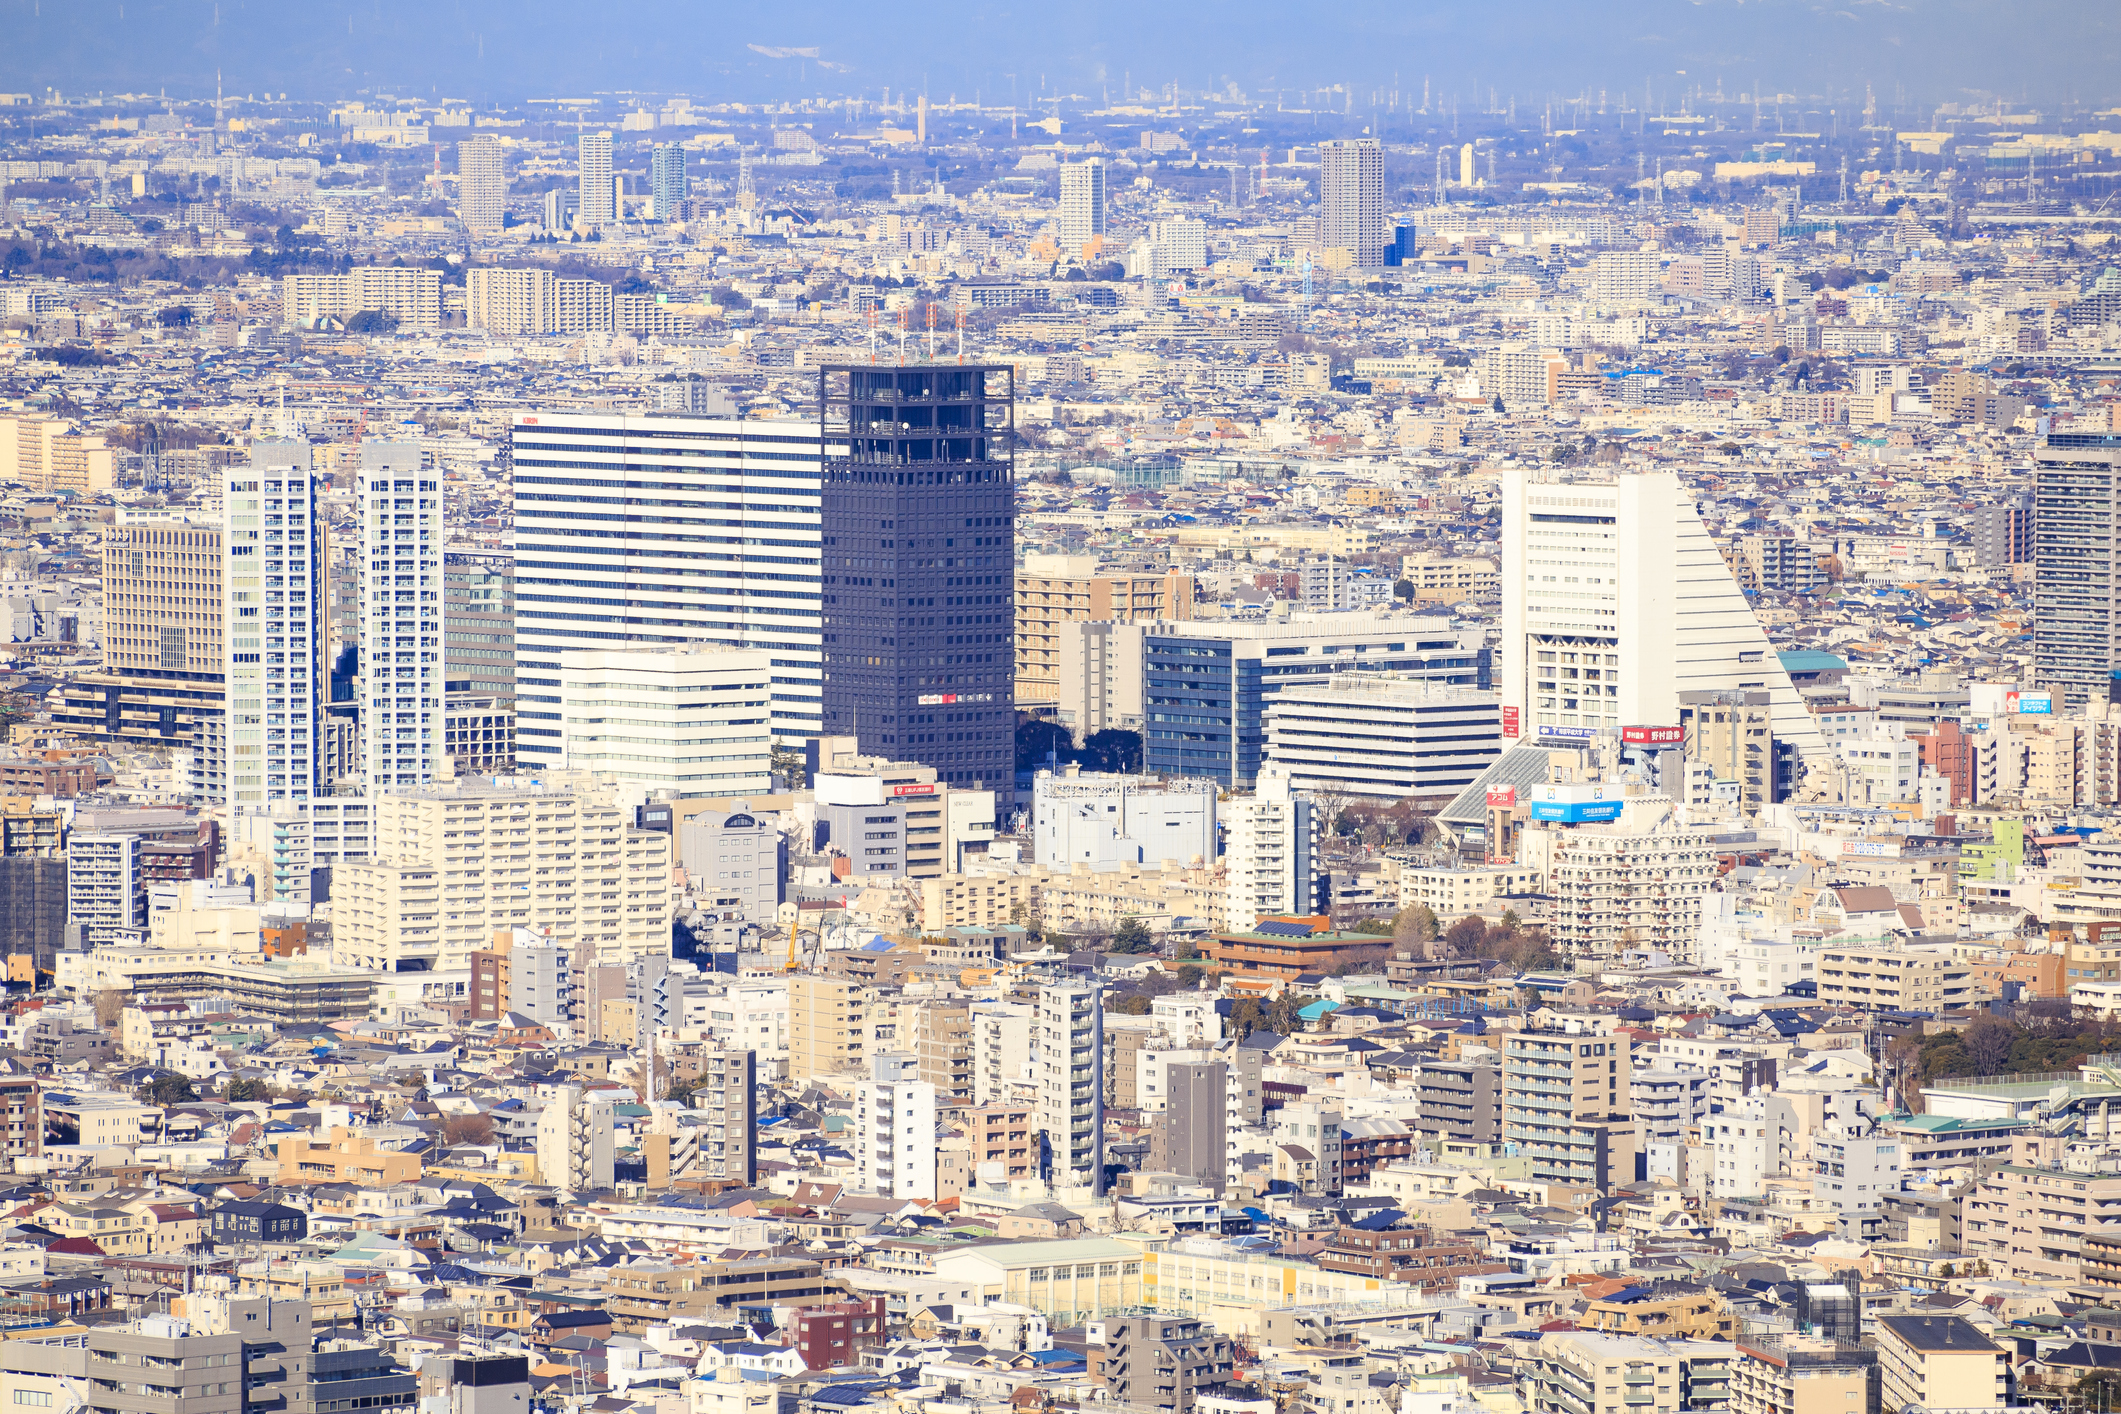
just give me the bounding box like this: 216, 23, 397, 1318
4, 0, 2117, 112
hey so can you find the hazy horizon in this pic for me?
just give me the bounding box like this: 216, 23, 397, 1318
5, 0, 2118, 111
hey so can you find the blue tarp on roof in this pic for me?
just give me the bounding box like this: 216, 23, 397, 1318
860, 937, 897, 952
1349, 1208, 1406, 1231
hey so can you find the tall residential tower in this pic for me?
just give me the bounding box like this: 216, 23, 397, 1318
357, 443, 445, 793
1319, 138, 1385, 267
224, 444, 323, 809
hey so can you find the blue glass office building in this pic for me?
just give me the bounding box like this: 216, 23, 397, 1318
1143, 618, 1489, 787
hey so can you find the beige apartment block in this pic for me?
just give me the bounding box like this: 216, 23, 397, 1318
920, 871, 1043, 932
1813, 940, 1983, 1013
1965, 1158, 2121, 1288
789, 974, 879, 1083
1038, 860, 1227, 933
336, 778, 672, 972
1013, 554, 1194, 705
1874, 1316, 2006, 1414
1399, 551, 1498, 603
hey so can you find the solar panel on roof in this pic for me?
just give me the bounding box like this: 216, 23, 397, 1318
1254, 920, 1314, 937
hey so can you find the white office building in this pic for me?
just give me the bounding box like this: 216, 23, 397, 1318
1034, 983, 1103, 1189
224, 444, 322, 809
509, 411, 825, 762
559, 646, 773, 800
1500, 468, 1825, 763
1057, 159, 1106, 254
1056, 618, 1147, 735
577, 131, 615, 227
457, 135, 506, 233
358, 443, 444, 794
507, 928, 576, 1031
1031, 768, 1217, 870
1223, 769, 1322, 930
852, 1052, 939, 1200
1265, 674, 1503, 801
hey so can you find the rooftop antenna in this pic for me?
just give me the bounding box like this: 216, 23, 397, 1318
896, 308, 908, 364
925, 301, 936, 360
955, 306, 965, 363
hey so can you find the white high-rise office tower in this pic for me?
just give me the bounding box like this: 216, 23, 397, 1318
1500, 467, 1825, 762
1034, 982, 1103, 1191
457, 136, 506, 234
508, 411, 825, 761
851, 1052, 939, 1199
1057, 159, 1106, 255
358, 443, 445, 793
223, 444, 321, 809
577, 131, 615, 228
1319, 138, 1385, 267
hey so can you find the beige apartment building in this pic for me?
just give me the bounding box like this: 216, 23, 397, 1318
1398, 864, 1544, 922
790, 975, 882, 1083
1038, 860, 1228, 933
920, 871, 1041, 931
336, 777, 673, 972
0, 415, 116, 496
1813, 940, 1984, 1013
1874, 1316, 2007, 1414
1730, 1337, 1874, 1414
1013, 554, 1194, 706
55, 513, 228, 751
1399, 551, 1498, 603
1965, 1158, 2121, 1289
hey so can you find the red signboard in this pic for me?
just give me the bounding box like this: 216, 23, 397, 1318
1621, 725, 1685, 745
1500, 706, 1521, 739
1486, 787, 1517, 808
890, 784, 939, 797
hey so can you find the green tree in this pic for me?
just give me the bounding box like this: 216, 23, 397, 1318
769, 744, 808, 790
1227, 997, 1264, 1038
1110, 994, 1153, 1016
224, 1077, 266, 1102
142, 1072, 199, 1106
1264, 992, 1303, 1035
344, 309, 399, 334
1393, 578, 1415, 602
1110, 916, 1154, 954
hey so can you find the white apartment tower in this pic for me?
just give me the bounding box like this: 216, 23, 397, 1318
1057, 159, 1107, 255
358, 443, 445, 794
1223, 769, 1322, 930
1319, 138, 1385, 267
1034, 982, 1104, 1191
1500, 468, 1825, 763
852, 1052, 939, 1200
458, 136, 506, 233
577, 131, 615, 228
971, 1001, 1033, 1105
224, 444, 322, 809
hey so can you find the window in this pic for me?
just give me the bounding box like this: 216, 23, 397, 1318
15, 1394, 52, 1407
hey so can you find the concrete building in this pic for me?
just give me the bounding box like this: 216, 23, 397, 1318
358, 442, 444, 794
1501, 1028, 1634, 1191
443, 551, 514, 703
1057, 159, 1106, 255
812, 748, 995, 879
223, 444, 323, 809
278, 269, 443, 328
1414, 1059, 1503, 1146
67, 833, 144, 944
676, 808, 785, 927
1677, 690, 1779, 815
1055, 617, 1150, 735
1264, 675, 1503, 802
1814, 941, 1979, 1013
972, 1001, 1033, 1103
536, 1084, 615, 1194
457, 135, 506, 233
1526, 1331, 1736, 1414
1141, 614, 1485, 788
335, 777, 673, 972
851, 1052, 938, 1200
790, 974, 874, 1082
509, 410, 825, 759
1528, 809, 1719, 958
1874, 1316, 2007, 1413
465, 268, 557, 336
1222, 771, 1322, 931
577, 131, 615, 227
2034, 433, 2121, 705
1035, 982, 1103, 1189
1730, 1337, 1875, 1414
1150, 1060, 1227, 1193
1103, 1313, 1235, 1414
1032, 768, 1216, 871
650, 141, 687, 218
1500, 468, 1825, 763
681, 1048, 756, 1185
1013, 554, 1192, 708
558, 647, 773, 800
1972, 495, 2033, 568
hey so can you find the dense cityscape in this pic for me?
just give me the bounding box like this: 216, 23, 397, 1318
4, 33, 2121, 1414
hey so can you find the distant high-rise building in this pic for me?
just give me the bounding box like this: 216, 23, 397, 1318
1057, 158, 1106, 255
1459, 142, 1476, 188
819, 364, 1015, 800
540, 187, 576, 232
577, 131, 615, 227
1223, 770, 1323, 930
1971, 494, 2033, 568
2034, 433, 2121, 706
650, 141, 687, 219
1319, 138, 1384, 267
224, 444, 322, 809
458, 136, 506, 233
357, 443, 444, 794
443, 551, 515, 702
